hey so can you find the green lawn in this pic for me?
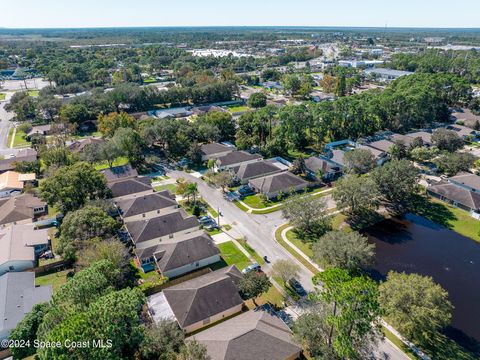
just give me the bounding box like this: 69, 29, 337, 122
227, 105, 250, 113
35, 269, 70, 293
274, 224, 319, 274
0, 93, 5, 101
237, 238, 265, 265
7, 127, 30, 148
242, 194, 268, 209
94, 157, 129, 170
217, 241, 251, 270
154, 183, 177, 193
285, 229, 314, 258
413, 195, 480, 243
13, 129, 30, 147
28, 90, 40, 97
233, 200, 249, 212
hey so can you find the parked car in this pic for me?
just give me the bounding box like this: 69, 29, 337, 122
288, 278, 306, 296
198, 215, 212, 224
242, 263, 261, 274
238, 185, 255, 196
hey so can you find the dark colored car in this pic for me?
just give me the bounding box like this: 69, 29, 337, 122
288, 278, 306, 296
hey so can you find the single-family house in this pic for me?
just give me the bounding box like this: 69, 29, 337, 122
215, 151, 263, 171
0, 224, 49, 275
148, 266, 243, 333
445, 124, 479, 140
0, 272, 52, 340
233, 160, 284, 184
0, 149, 37, 174
24, 124, 52, 141
108, 177, 153, 200
406, 131, 433, 146
0, 171, 35, 198
450, 108, 480, 129
249, 172, 310, 199
0, 194, 47, 226
135, 230, 220, 276
200, 143, 237, 161
101, 164, 139, 183
427, 180, 480, 213
115, 190, 178, 221
447, 172, 480, 193
366, 139, 396, 153
68, 137, 105, 153
357, 144, 389, 166
389, 133, 416, 148
190, 309, 302, 360
125, 209, 200, 249
304, 156, 342, 181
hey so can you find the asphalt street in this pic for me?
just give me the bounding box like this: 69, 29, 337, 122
167, 169, 409, 360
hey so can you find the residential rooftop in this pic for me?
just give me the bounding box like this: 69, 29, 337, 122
190, 309, 302, 360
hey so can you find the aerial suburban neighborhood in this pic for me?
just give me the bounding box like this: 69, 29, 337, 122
0, 1, 480, 359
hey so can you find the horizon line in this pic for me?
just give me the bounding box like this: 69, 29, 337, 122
1, 25, 480, 31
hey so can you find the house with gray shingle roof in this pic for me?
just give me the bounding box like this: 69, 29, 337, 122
125, 209, 200, 249
149, 266, 243, 333
304, 156, 342, 181
0, 224, 49, 275
233, 160, 284, 184
189, 309, 302, 360
215, 151, 263, 171
0, 194, 47, 226
115, 190, 178, 221
427, 180, 480, 213
135, 230, 220, 276
200, 143, 236, 161
108, 177, 153, 200
249, 172, 309, 199
448, 172, 480, 193
0, 272, 52, 340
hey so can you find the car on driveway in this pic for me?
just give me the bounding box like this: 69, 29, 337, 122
241, 263, 261, 274
198, 215, 212, 224
288, 278, 307, 296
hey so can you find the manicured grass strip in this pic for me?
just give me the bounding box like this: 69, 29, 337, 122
285, 229, 314, 258
382, 326, 419, 360
217, 241, 251, 270
35, 269, 70, 293
154, 183, 177, 193
13, 129, 29, 147
274, 224, 319, 274
233, 200, 249, 212
251, 205, 283, 214
227, 105, 250, 113
28, 90, 39, 97
206, 203, 219, 218
94, 156, 129, 170
237, 238, 265, 265
0, 93, 6, 101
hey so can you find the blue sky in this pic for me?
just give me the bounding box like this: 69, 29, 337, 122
1, 0, 479, 28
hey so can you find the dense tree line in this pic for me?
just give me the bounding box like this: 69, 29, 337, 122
236, 73, 470, 155
389, 49, 480, 84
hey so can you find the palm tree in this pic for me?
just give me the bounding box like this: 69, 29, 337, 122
184, 182, 199, 205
